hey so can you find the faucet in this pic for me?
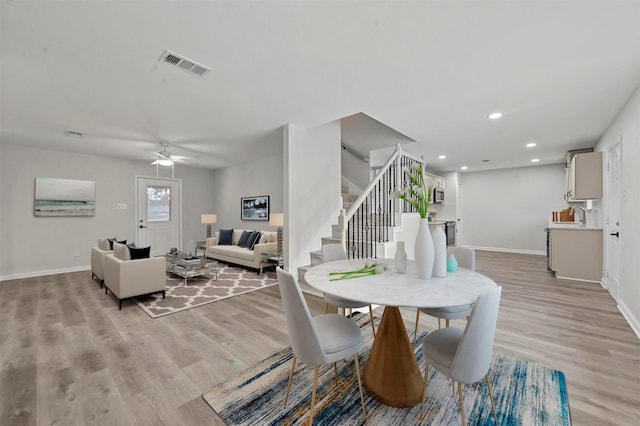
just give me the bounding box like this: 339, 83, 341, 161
573, 206, 587, 225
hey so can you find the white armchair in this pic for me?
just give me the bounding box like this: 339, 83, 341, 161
103, 253, 166, 310
91, 246, 112, 288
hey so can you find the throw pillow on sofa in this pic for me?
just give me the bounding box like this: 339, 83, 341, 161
113, 242, 131, 260
108, 238, 127, 250
129, 246, 151, 260
247, 231, 261, 250
98, 237, 113, 251
219, 228, 234, 245
237, 230, 252, 247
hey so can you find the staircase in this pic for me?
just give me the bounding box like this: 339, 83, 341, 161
298, 145, 425, 296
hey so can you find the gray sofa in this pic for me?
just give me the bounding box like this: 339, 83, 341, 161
205, 229, 277, 273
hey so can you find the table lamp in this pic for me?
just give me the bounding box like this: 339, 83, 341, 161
201, 214, 217, 239
269, 213, 284, 256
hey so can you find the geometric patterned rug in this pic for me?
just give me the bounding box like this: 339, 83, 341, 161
202, 313, 571, 425
133, 263, 277, 318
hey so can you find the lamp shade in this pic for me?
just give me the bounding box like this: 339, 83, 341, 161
201, 214, 217, 224
269, 213, 284, 227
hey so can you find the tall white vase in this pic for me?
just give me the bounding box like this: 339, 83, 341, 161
414, 218, 435, 280
431, 226, 447, 277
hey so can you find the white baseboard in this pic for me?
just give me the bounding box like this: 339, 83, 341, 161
618, 300, 640, 340
554, 274, 601, 284
0, 265, 90, 282
465, 246, 546, 256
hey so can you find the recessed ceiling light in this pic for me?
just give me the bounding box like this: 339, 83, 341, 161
488, 112, 502, 119
526, 142, 537, 148
438, 155, 446, 160
461, 166, 468, 170
531, 158, 540, 163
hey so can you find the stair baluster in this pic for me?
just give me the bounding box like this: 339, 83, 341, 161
339, 144, 425, 259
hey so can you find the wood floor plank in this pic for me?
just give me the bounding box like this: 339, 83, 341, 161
0, 251, 638, 425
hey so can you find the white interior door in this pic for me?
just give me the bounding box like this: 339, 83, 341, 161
136, 176, 181, 257
605, 141, 621, 301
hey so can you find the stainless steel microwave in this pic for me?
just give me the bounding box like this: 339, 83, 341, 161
433, 187, 444, 203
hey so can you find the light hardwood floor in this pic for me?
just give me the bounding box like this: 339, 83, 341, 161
1, 251, 638, 425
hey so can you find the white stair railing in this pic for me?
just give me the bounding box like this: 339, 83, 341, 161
338, 144, 425, 259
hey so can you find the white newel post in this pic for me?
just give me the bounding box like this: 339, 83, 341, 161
338, 208, 347, 254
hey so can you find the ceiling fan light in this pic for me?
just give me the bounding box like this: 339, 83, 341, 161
152, 159, 174, 166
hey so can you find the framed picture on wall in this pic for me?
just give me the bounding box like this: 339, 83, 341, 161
241, 196, 269, 221
34, 177, 96, 217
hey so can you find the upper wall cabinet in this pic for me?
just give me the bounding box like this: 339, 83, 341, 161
425, 172, 445, 190
565, 151, 603, 201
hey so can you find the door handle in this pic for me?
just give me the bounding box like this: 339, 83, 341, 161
139, 225, 148, 229
610, 232, 619, 238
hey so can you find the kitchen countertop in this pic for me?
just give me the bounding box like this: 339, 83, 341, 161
546, 222, 602, 231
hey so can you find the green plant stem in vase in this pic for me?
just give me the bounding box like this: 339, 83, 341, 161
393, 163, 431, 218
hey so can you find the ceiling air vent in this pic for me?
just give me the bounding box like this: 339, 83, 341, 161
159, 49, 211, 77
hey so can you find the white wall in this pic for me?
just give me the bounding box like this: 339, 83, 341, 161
459, 164, 566, 253
428, 171, 459, 221
285, 122, 342, 271
341, 148, 369, 191
595, 83, 640, 337
0, 142, 215, 280
210, 152, 284, 232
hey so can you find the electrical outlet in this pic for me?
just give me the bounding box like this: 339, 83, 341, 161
74, 250, 80, 257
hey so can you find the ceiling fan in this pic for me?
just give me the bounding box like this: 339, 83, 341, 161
150, 142, 193, 166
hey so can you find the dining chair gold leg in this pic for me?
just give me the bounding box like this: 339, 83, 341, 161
485, 373, 499, 425
333, 362, 338, 386
413, 309, 421, 347
458, 382, 466, 425
324, 302, 330, 314
309, 366, 319, 426
437, 317, 442, 329
284, 356, 297, 408
353, 353, 367, 419
446, 318, 450, 328
368, 305, 376, 338
420, 361, 429, 420
451, 380, 455, 396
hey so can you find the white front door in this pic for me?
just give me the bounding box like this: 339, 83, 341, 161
136, 176, 181, 257
605, 140, 621, 301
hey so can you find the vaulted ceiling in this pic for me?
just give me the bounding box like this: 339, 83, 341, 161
2, 1, 639, 173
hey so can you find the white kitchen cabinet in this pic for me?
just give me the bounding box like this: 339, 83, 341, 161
565, 151, 602, 201
425, 173, 445, 190
549, 228, 602, 282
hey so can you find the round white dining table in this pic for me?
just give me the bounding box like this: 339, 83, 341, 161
304, 258, 497, 408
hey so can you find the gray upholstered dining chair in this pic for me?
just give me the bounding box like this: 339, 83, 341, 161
413, 246, 476, 346
321, 243, 376, 338
277, 268, 366, 425
420, 286, 502, 425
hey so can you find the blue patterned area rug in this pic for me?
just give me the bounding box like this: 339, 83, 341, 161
202, 314, 571, 425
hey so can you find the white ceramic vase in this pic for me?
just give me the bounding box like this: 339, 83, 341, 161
431, 226, 447, 277
395, 241, 407, 274
414, 218, 435, 280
